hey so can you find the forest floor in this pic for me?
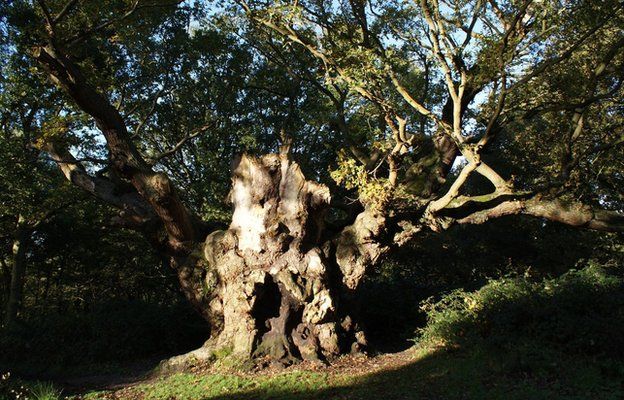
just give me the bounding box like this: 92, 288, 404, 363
47, 343, 622, 400
7, 264, 623, 399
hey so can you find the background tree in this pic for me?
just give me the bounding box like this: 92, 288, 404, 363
0, 48, 75, 325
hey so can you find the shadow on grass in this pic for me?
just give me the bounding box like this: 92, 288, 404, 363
118, 344, 623, 400
0, 301, 209, 393
13, 264, 624, 400
56, 356, 165, 394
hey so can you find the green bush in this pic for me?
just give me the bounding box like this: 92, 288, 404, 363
417, 262, 624, 358
27, 381, 61, 400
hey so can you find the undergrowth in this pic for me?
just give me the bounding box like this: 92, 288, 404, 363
417, 262, 624, 360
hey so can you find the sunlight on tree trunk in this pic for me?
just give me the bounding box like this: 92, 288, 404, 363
165, 153, 386, 368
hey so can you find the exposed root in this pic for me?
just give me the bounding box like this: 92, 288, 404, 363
154, 341, 216, 376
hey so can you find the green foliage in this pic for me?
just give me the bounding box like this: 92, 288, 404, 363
0, 373, 62, 400
330, 150, 393, 209
360, 217, 621, 349
27, 381, 62, 400
417, 262, 624, 359
0, 5, 622, 399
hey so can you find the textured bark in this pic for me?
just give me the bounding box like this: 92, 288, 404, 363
452, 197, 624, 232
185, 153, 382, 364
44, 141, 157, 229
32, 42, 382, 364
32, 28, 624, 371
34, 44, 195, 254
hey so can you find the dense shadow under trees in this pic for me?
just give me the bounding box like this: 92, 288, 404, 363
1, 212, 618, 381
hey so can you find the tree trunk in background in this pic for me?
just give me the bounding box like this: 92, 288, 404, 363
0, 258, 10, 310
4, 215, 30, 327
168, 153, 388, 366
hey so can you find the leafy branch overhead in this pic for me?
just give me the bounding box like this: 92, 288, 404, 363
239, 0, 624, 231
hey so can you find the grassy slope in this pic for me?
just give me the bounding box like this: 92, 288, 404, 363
77, 344, 622, 400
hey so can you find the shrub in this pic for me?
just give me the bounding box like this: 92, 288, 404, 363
0, 373, 61, 400
28, 381, 61, 400
0, 372, 28, 400
417, 262, 624, 358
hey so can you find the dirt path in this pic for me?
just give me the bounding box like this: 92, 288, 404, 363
250, 350, 417, 377
61, 349, 417, 396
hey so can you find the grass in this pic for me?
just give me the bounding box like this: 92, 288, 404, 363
0, 376, 62, 400
6, 330, 624, 399
28, 381, 63, 400
74, 344, 623, 400
5, 344, 622, 399
105, 370, 335, 400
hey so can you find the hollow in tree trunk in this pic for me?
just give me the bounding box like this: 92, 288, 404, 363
168, 153, 387, 367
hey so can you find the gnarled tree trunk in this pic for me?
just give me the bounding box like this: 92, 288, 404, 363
169, 153, 387, 367
32, 33, 624, 372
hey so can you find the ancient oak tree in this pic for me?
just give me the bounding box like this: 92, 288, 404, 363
3, 0, 623, 364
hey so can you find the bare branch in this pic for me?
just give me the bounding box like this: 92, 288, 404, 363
34, 43, 198, 252
52, 0, 79, 25
455, 197, 624, 232
150, 122, 214, 163
43, 140, 156, 227
36, 0, 55, 35
508, 11, 620, 92
133, 86, 168, 138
